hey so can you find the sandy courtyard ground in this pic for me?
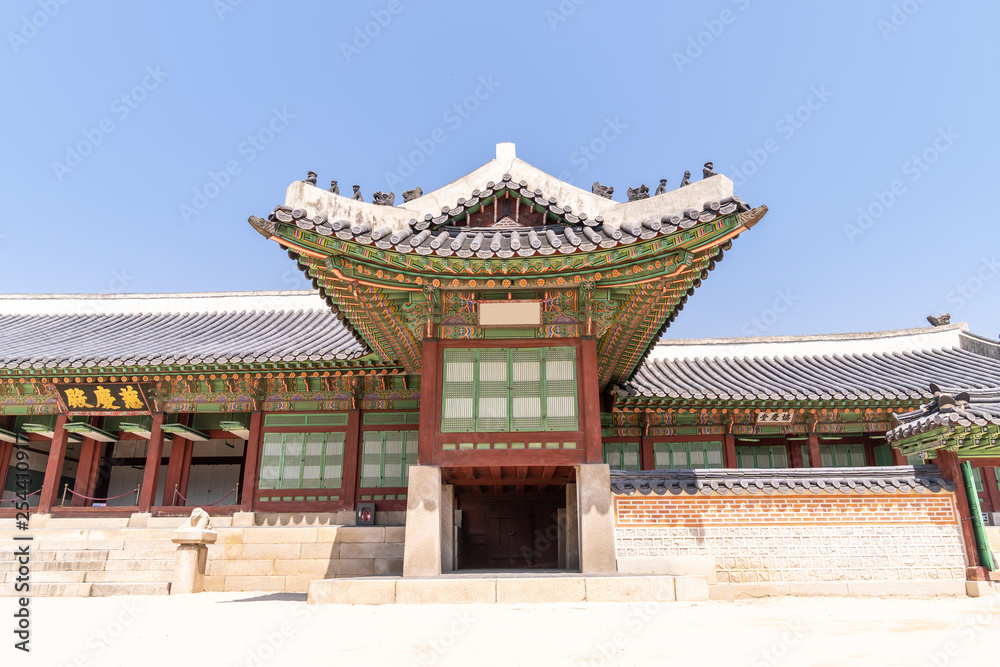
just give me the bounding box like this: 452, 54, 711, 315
4, 592, 999, 666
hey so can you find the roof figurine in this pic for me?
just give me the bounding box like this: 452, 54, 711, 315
303, 171, 317, 186
654, 179, 668, 196
328, 180, 339, 195
402, 186, 422, 202
680, 171, 691, 187
927, 313, 951, 326
592, 181, 614, 199
352, 185, 363, 201
627, 184, 650, 201
703, 162, 717, 179
372, 191, 395, 206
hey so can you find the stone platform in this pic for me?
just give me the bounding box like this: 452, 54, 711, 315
307, 570, 709, 605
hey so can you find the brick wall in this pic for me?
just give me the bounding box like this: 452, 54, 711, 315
614, 492, 967, 584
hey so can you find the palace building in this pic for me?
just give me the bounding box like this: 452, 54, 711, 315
2, 143, 998, 600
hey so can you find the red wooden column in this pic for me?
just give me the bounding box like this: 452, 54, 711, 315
935, 450, 979, 568
138, 414, 166, 513
723, 434, 737, 469
177, 439, 194, 502
342, 409, 361, 510
640, 435, 655, 470
0, 440, 13, 492
980, 465, 1000, 514
807, 433, 822, 467
239, 411, 263, 512
580, 337, 603, 464
418, 338, 440, 466
891, 447, 908, 466
38, 414, 69, 513
163, 438, 192, 506
70, 436, 101, 507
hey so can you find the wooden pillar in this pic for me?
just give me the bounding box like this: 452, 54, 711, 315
935, 450, 979, 568
0, 440, 13, 493
580, 337, 603, 464
38, 414, 69, 513
175, 440, 194, 505
640, 436, 655, 471
807, 433, 822, 467
789, 440, 804, 468
981, 466, 1000, 514
138, 414, 166, 513
418, 338, 440, 466
723, 434, 737, 469
163, 438, 192, 507
342, 409, 361, 510
71, 437, 101, 507
239, 411, 263, 512
891, 447, 908, 466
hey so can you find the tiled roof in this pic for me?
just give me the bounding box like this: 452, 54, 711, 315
0, 291, 367, 370
888, 385, 1000, 442
609, 466, 955, 496
250, 175, 759, 261
622, 325, 1000, 402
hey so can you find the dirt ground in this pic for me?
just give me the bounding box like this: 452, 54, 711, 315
5, 592, 1000, 666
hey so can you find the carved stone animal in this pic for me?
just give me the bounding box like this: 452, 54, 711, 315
328, 180, 339, 194
927, 314, 951, 326
372, 191, 395, 206
303, 171, 317, 186
592, 181, 614, 199
352, 185, 363, 201
703, 162, 716, 179
680, 171, 691, 187
182, 508, 211, 531
402, 187, 423, 203
627, 184, 650, 201
654, 179, 667, 196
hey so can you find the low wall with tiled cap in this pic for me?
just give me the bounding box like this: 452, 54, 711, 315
611, 466, 968, 595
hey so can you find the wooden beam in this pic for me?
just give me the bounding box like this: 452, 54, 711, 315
449, 474, 573, 487
418, 338, 440, 466
342, 409, 361, 511
580, 337, 603, 463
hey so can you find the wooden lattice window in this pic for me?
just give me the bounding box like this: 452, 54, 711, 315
603, 441, 641, 471
258, 432, 345, 490
360, 430, 418, 487
819, 443, 866, 467
440, 347, 578, 433
736, 445, 789, 468
652, 441, 724, 469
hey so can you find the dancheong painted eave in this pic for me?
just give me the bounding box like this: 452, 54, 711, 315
618, 323, 1000, 404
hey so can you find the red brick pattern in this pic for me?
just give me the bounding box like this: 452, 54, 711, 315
614, 493, 959, 527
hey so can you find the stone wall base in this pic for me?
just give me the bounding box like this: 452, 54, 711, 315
709, 580, 967, 600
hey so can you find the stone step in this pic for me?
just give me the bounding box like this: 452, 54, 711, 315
43, 517, 131, 529
0, 582, 92, 597
85, 570, 173, 583
3, 570, 87, 584
106, 548, 176, 561
0, 549, 110, 563
307, 574, 706, 605
0, 528, 174, 541
0, 560, 108, 572
103, 559, 174, 572
90, 582, 169, 596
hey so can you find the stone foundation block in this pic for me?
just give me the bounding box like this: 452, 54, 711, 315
496, 577, 586, 604
674, 575, 710, 601
396, 578, 496, 604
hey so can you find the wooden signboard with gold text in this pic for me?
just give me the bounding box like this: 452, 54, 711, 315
53, 382, 150, 416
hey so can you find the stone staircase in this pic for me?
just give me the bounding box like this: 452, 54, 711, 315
0, 519, 178, 596
0, 514, 405, 596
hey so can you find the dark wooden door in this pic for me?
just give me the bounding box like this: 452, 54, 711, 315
459, 497, 561, 569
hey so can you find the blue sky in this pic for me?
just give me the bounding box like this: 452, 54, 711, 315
1, 1, 997, 340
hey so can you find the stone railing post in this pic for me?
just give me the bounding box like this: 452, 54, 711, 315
170, 508, 218, 594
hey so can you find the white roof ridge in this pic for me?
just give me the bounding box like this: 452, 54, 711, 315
656, 322, 968, 347
0, 290, 326, 316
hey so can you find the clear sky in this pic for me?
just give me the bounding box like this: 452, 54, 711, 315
2, 1, 998, 341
